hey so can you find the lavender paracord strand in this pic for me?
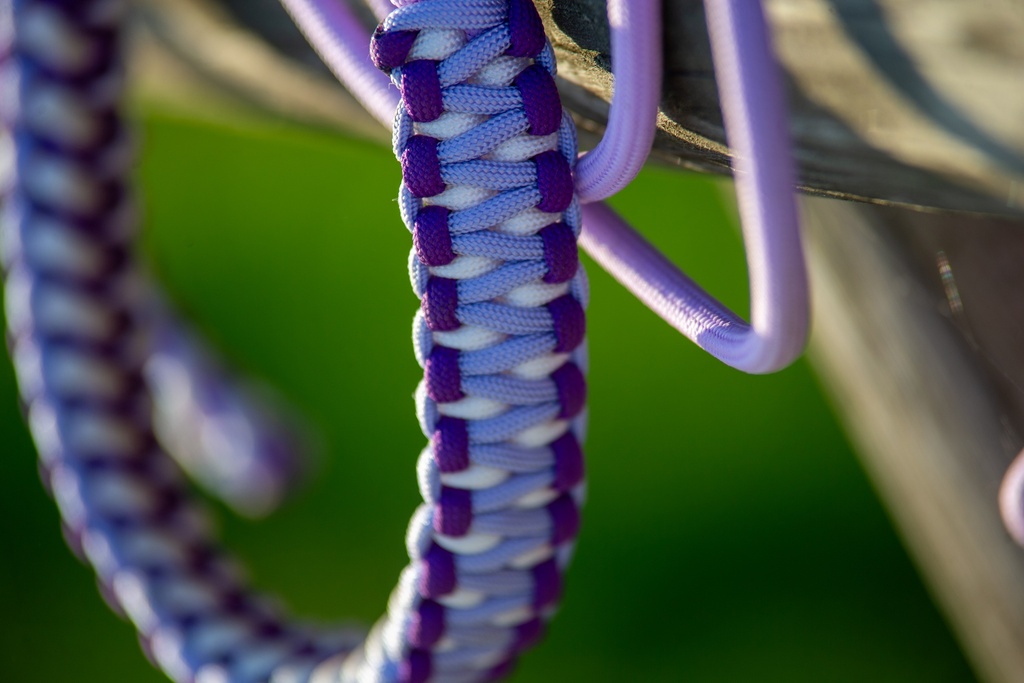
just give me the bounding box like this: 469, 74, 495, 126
349, 1, 588, 680
1, 1, 365, 680
144, 299, 308, 518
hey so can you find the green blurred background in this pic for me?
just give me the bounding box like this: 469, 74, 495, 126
0, 110, 978, 682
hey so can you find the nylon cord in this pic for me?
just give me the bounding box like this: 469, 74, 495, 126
285, 0, 809, 374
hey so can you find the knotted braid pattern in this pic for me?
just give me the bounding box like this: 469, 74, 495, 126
357, 1, 589, 681
1, 2, 364, 681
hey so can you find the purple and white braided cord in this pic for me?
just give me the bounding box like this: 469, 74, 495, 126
352, 0, 588, 680
2, 0, 582, 681
1, 1, 364, 680
0, 0, 307, 518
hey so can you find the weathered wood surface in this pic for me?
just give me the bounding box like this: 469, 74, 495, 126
134, 0, 1024, 218
541, 0, 1024, 217
803, 197, 1024, 683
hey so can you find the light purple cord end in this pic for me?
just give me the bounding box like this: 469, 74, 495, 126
1000, 449, 1024, 547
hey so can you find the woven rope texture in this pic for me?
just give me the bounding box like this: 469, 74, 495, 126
0, 1, 586, 682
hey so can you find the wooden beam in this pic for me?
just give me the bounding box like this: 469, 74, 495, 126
804, 196, 1024, 683
135, 0, 1024, 217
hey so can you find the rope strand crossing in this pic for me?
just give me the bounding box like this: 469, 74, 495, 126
357, 1, 588, 680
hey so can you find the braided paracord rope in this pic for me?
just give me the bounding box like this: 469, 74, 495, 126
1, 1, 583, 681
1, 1, 371, 680
353, 1, 587, 680
1, 0, 306, 521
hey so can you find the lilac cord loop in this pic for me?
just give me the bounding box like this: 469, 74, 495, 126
281, 0, 399, 126
1000, 451, 1024, 546
283, 0, 809, 375
576, 0, 808, 374
572, 0, 661, 204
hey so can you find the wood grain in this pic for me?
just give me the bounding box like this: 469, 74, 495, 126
804, 197, 1024, 683
135, 0, 1024, 216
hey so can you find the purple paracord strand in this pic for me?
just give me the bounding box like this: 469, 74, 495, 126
1, 1, 364, 680
579, 0, 807, 375
355, 1, 588, 681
